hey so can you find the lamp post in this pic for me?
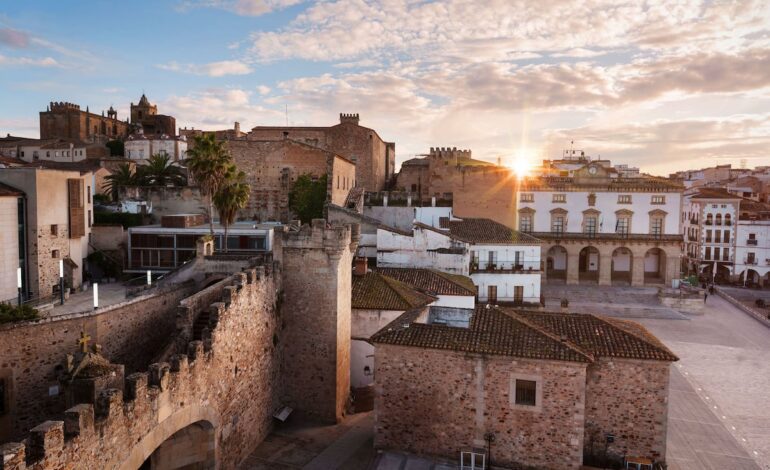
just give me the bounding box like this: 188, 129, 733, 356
17, 267, 22, 306
147, 270, 151, 286
59, 259, 65, 305
93, 283, 99, 310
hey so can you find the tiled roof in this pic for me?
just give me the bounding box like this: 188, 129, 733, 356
446, 218, 541, 245
374, 268, 476, 296
30, 159, 104, 174
0, 182, 22, 197
689, 188, 740, 200
352, 272, 436, 310
371, 306, 678, 363
401, 157, 429, 167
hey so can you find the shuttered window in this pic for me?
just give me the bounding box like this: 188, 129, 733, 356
68, 179, 85, 238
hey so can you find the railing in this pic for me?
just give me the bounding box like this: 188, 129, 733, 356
747, 239, 758, 245
704, 221, 713, 225
690, 218, 699, 225
744, 259, 758, 265
470, 262, 540, 274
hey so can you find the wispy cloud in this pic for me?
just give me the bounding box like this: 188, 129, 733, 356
0, 54, 60, 68
0, 28, 30, 48
158, 60, 253, 77
177, 0, 302, 16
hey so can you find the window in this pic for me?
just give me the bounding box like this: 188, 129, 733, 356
551, 215, 564, 234
513, 286, 524, 304
705, 247, 711, 260
552, 193, 566, 203
87, 186, 91, 203
584, 215, 597, 235
520, 193, 534, 202
411, 184, 417, 192
88, 210, 92, 228
706, 214, 713, 225
519, 214, 532, 233
515, 379, 537, 406
747, 252, 756, 264
715, 213, 722, 225
714, 230, 721, 243
651, 195, 665, 204
723, 248, 730, 261
618, 195, 632, 204
616, 217, 629, 235
651, 217, 663, 236
705, 230, 712, 242
51, 224, 58, 236
488, 251, 497, 267
714, 247, 721, 261
588, 193, 596, 206
52, 249, 60, 258
725, 214, 731, 226
487, 285, 497, 303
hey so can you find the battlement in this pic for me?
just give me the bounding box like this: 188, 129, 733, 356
1, 266, 281, 470
429, 146, 472, 160
339, 113, 360, 125
283, 219, 360, 255
47, 101, 81, 112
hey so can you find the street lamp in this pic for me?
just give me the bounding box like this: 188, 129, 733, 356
17, 267, 22, 306
93, 283, 99, 310
59, 259, 65, 305
147, 270, 151, 286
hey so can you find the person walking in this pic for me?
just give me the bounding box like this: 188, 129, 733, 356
704, 292, 708, 303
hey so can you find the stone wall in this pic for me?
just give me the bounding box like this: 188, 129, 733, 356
584, 358, 671, 461
374, 344, 587, 470
280, 220, 358, 422
0, 284, 195, 442
0, 267, 282, 470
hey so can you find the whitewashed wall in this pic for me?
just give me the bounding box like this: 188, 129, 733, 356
472, 272, 541, 303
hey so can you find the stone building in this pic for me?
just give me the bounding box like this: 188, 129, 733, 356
682, 187, 740, 281
124, 130, 187, 162
734, 200, 770, 286
0, 135, 109, 163
227, 138, 356, 222
246, 113, 395, 192
0, 183, 23, 302
372, 305, 678, 470
0, 167, 93, 298
519, 158, 683, 286
39, 102, 128, 143
130, 94, 176, 137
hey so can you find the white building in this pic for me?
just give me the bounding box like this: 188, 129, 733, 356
376, 216, 542, 304
734, 200, 770, 287
0, 136, 109, 162
520, 159, 683, 286
125, 131, 187, 162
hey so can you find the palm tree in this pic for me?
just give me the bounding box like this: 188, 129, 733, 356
213, 167, 250, 253
185, 134, 233, 234
104, 163, 137, 201
139, 154, 187, 187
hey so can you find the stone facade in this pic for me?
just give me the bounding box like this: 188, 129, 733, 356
0, 267, 282, 470
374, 345, 587, 470
227, 139, 356, 222
130, 94, 176, 137
584, 358, 671, 461
0, 284, 195, 442
39, 102, 128, 143
281, 220, 358, 422
248, 113, 395, 192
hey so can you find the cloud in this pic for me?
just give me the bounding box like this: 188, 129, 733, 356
158, 60, 253, 77
551, 48, 606, 58
0, 28, 30, 48
178, 0, 302, 16
0, 54, 60, 67
162, 88, 284, 129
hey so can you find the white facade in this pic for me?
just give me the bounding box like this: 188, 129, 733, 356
125, 134, 187, 162
681, 193, 740, 280
376, 226, 467, 274
0, 195, 20, 302
734, 220, 770, 285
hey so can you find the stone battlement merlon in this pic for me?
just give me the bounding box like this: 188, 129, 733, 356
339, 113, 360, 125
283, 220, 360, 255
428, 146, 472, 160
0, 266, 279, 470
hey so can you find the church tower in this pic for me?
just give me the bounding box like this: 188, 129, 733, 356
130, 93, 157, 124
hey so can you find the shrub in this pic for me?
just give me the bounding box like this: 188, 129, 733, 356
0, 303, 39, 324
756, 298, 766, 308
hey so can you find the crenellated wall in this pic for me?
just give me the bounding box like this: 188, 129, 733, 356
0, 267, 283, 470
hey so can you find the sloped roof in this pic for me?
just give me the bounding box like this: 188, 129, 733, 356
689, 187, 740, 200
401, 157, 429, 167
0, 182, 23, 197
371, 306, 678, 363
444, 218, 541, 245
374, 268, 476, 296
352, 272, 436, 310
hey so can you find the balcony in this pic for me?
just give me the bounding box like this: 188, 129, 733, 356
470, 261, 540, 274
744, 259, 758, 265
687, 234, 697, 241
704, 221, 713, 225
689, 218, 699, 225
747, 239, 758, 245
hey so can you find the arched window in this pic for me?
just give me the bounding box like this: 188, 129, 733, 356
715, 213, 722, 225
725, 213, 731, 226
706, 213, 713, 225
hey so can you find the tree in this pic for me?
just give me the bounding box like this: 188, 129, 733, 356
213, 167, 250, 253
289, 174, 327, 224
104, 163, 137, 201
139, 154, 187, 187
184, 134, 233, 235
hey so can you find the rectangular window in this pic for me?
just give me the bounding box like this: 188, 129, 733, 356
520, 215, 532, 233
52, 249, 60, 258
488, 251, 497, 266
87, 186, 91, 203
520, 193, 534, 202
747, 252, 756, 264
723, 248, 730, 261
51, 224, 58, 236
651, 218, 663, 236
552, 194, 566, 203
705, 230, 712, 242
618, 195, 632, 204
584, 216, 597, 235
515, 379, 537, 406
487, 285, 497, 303
514, 286, 524, 304
724, 230, 730, 243
616, 218, 629, 235
651, 195, 665, 204
705, 247, 711, 260
714, 247, 720, 261
551, 216, 564, 234
715, 231, 721, 243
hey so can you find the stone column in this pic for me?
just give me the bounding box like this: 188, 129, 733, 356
567, 251, 580, 285
665, 252, 679, 286
598, 251, 613, 286
631, 255, 645, 286
540, 246, 548, 282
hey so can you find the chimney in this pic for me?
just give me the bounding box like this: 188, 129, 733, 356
234, 122, 241, 135
353, 257, 368, 276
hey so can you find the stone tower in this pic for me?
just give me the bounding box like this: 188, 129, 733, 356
281, 220, 359, 422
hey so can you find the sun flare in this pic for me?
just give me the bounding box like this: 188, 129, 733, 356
510, 147, 536, 178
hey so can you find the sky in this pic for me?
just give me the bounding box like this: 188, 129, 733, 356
1, 0, 769, 176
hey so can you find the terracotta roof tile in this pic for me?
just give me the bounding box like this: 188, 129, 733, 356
0, 182, 22, 197
374, 268, 476, 296
446, 218, 541, 245
371, 306, 678, 363
352, 272, 436, 310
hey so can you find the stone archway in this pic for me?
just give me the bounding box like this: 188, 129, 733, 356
745, 269, 761, 287
546, 245, 568, 283
644, 248, 666, 285
610, 247, 632, 285
139, 421, 216, 470
120, 406, 220, 470
578, 246, 600, 283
